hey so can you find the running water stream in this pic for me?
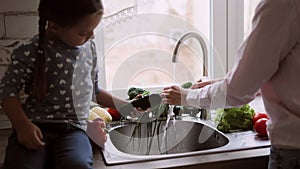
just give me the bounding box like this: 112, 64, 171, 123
153, 63, 178, 154
160, 105, 176, 153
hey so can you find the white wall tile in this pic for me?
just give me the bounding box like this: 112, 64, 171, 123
0, 0, 39, 12
0, 15, 4, 38
5, 15, 38, 39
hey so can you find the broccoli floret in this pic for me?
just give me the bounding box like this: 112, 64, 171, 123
127, 87, 150, 100
128, 90, 139, 100
127, 87, 137, 96
135, 88, 145, 94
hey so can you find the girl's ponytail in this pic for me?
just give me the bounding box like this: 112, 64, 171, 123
33, 0, 47, 101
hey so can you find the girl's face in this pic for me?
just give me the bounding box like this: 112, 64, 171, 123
48, 11, 102, 47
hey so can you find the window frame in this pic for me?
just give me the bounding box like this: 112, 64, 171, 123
210, 0, 244, 78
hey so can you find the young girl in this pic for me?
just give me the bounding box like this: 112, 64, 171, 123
0, 0, 130, 168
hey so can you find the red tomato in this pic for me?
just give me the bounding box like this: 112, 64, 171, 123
107, 108, 121, 121
254, 118, 268, 137
253, 112, 269, 124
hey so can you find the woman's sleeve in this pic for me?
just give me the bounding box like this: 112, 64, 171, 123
186, 0, 300, 109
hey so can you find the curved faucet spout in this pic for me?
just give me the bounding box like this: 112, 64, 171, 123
172, 32, 208, 76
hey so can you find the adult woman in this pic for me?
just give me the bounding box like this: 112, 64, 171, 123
162, 0, 300, 168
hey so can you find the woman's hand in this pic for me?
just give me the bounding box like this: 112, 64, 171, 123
15, 121, 45, 150
161, 85, 190, 106
190, 77, 222, 89
86, 118, 107, 148
191, 80, 212, 89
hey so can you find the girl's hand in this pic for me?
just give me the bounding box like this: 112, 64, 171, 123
86, 118, 107, 148
161, 85, 190, 106
15, 121, 45, 150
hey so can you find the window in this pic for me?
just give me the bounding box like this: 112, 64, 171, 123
226, 0, 261, 71
244, 0, 261, 38
95, 0, 211, 92
94, 0, 261, 95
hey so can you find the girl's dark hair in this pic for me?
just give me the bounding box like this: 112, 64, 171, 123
34, 0, 104, 101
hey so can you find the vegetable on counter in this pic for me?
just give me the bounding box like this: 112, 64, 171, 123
254, 118, 268, 137
215, 104, 255, 133
253, 112, 269, 124
89, 106, 112, 122
107, 108, 121, 121
253, 112, 269, 137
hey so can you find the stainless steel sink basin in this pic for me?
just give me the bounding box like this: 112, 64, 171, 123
101, 119, 233, 165
109, 120, 228, 155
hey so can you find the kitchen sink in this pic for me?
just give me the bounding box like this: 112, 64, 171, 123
100, 97, 271, 166
101, 118, 232, 165
109, 120, 228, 155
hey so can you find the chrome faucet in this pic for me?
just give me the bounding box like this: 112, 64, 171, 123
172, 31, 209, 119
172, 31, 208, 76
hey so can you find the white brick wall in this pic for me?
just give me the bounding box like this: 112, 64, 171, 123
0, 0, 38, 128
0, 15, 4, 38
0, 0, 39, 12
6, 15, 38, 39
